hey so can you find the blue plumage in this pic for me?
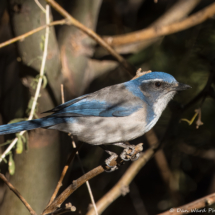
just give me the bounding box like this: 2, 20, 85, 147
134, 71, 177, 84
0, 71, 190, 146
0, 117, 76, 135
51, 98, 141, 117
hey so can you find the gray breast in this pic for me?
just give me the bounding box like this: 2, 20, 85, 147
49, 108, 148, 145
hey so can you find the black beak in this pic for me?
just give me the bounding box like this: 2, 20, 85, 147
175, 82, 191, 91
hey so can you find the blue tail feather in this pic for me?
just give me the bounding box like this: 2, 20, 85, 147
0, 117, 65, 135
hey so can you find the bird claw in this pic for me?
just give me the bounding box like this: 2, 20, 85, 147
120, 145, 136, 161
105, 153, 118, 172
105, 165, 118, 173
131, 152, 140, 161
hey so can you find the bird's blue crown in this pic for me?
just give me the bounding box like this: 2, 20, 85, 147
134, 71, 177, 84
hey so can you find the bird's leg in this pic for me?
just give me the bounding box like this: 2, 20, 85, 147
100, 146, 118, 172
113, 142, 141, 162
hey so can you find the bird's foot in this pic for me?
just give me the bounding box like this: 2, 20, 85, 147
131, 152, 140, 161
105, 152, 118, 172
120, 145, 140, 161
120, 145, 135, 161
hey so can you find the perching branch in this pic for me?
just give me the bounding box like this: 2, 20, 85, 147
103, 2, 215, 47
159, 193, 215, 215
0, 174, 37, 215
42, 143, 143, 215
87, 144, 156, 215
45, 0, 135, 76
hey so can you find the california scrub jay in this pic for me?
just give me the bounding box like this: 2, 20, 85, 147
0, 71, 190, 169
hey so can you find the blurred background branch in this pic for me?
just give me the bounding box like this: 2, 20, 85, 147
104, 1, 215, 46
0, 173, 37, 215
159, 192, 215, 215
98, 0, 202, 55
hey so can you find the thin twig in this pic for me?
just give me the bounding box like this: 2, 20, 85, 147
0, 5, 51, 163
45, 0, 134, 76
52, 207, 76, 215
159, 193, 215, 215
35, 0, 46, 13
47, 143, 83, 206
28, 5, 50, 119
42, 143, 143, 215
60, 84, 65, 104
0, 19, 66, 49
0, 173, 37, 215
145, 130, 181, 206
104, 2, 215, 46
0, 131, 25, 163
75, 145, 98, 215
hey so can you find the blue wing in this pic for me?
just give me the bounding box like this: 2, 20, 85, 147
50, 98, 141, 117
45, 84, 143, 117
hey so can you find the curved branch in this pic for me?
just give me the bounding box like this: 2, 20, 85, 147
159, 193, 215, 215
104, 2, 215, 46
0, 19, 66, 49
106, 0, 201, 54
0, 174, 37, 215
47, 143, 83, 206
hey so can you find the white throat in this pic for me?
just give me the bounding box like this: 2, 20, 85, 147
153, 91, 176, 117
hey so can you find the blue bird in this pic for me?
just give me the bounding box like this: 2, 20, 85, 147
0, 71, 190, 170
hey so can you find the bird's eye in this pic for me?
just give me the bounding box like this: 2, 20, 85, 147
155, 82, 162, 87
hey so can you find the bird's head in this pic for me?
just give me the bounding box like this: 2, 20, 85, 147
135, 71, 191, 115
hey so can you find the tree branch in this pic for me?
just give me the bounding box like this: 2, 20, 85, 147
0, 19, 66, 49
86, 144, 157, 215
145, 130, 181, 206
100, 0, 201, 54
42, 143, 143, 215
159, 193, 215, 215
0, 173, 37, 215
47, 143, 83, 206
104, 2, 215, 46
34, 0, 46, 13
